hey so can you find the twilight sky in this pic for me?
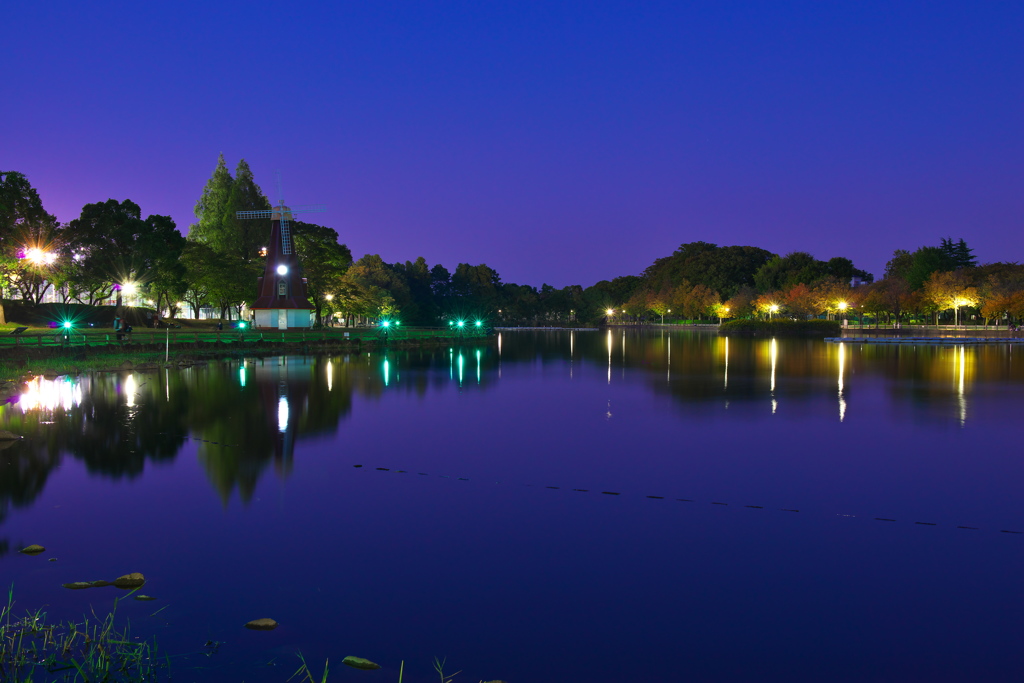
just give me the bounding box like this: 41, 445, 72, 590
5, 1, 1022, 288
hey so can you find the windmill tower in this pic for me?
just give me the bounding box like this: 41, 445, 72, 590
237, 174, 325, 329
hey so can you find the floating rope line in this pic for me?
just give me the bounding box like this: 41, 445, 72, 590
183, 438, 1020, 536
349, 464, 1022, 537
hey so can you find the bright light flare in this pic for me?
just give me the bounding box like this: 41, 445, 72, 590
23, 248, 57, 266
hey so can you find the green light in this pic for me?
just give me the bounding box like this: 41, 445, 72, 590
457, 321, 465, 328
63, 321, 72, 329
448, 321, 453, 326
382, 320, 391, 327
238, 322, 247, 329
475, 320, 482, 327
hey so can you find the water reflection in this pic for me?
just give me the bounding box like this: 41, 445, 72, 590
0, 333, 1017, 538
20, 376, 83, 413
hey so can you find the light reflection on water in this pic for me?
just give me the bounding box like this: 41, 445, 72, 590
19, 375, 83, 413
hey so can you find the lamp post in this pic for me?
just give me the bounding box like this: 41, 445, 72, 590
837, 301, 848, 327
954, 298, 969, 328
769, 304, 779, 320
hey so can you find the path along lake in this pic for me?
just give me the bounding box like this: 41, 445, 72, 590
1, 329, 1022, 682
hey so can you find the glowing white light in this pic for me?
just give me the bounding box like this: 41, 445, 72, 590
838, 343, 846, 422
20, 376, 82, 413
121, 282, 137, 295
24, 248, 57, 266
125, 374, 136, 407
278, 396, 290, 432
276, 265, 289, 276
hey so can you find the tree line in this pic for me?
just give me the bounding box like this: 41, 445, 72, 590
2, 159, 1020, 327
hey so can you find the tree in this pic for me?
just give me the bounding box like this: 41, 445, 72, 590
0, 171, 61, 317
292, 221, 353, 326
189, 154, 235, 252
643, 242, 775, 298
753, 292, 785, 319
783, 283, 818, 319
64, 200, 184, 312
224, 159, 272, 262
860, 277, 915, 326
811, 277, 855, 319
884, 249, 913, 281
347, 255, 411, 318
922, 270, 978, 325
940, 237, 977, 269
723, 285, 757, 318
905, 246, 955, 290
753, 252, 826, 292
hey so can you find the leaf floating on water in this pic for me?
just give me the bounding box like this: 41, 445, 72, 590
113, 572, 146, 588
244, 618, 278, 630
342, 656, 381, 670
134, 595, 157, 601
19, 544, 45, 554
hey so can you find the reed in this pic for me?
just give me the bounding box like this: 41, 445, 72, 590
0, 586, 165, 682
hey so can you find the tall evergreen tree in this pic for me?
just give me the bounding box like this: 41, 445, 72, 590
189, 154, 235, 251
225, 159, 272, 262
940, 237, 977, 269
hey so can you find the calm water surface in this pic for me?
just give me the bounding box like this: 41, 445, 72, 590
1, 330, 1022, 682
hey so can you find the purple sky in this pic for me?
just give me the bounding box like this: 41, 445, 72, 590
6, 1, 1023, 288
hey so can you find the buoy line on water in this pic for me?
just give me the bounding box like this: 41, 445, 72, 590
348, 464, 1021, 539
176, 436, 1022, 539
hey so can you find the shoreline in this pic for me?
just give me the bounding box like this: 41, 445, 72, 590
0, 335, 493, 383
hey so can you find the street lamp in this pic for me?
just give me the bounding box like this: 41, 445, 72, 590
769, 304, 779, 320
837, 301, 848, 326
954, 298, 969, 327
23, 248, 56, 266
719, 306, 730, 325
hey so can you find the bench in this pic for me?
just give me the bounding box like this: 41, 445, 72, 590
9, 327, 27, 345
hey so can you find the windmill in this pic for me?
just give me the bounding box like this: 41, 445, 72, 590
237, 172, 326, 330
236, 172, 325, 255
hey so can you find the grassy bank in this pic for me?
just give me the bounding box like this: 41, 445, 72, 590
0, 331, 491, 382
718, 319, 841, 337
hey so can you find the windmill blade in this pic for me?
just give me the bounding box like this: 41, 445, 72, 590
280, 217, 293, 255
236, 210, 274, 219
288, 204, 326, 213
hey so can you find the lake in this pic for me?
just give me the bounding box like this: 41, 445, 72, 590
1, 329, 1022, 682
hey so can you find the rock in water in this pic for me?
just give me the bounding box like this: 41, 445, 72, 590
113, 573, 146, 588
19, 544, 45, 554
244, 618, 278, 630
62, 580, 112, 589
342, 656, 381, 670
